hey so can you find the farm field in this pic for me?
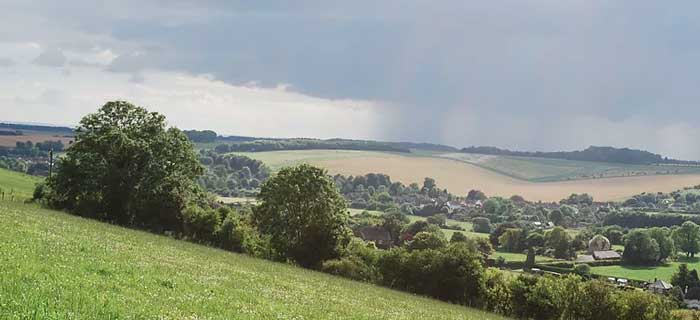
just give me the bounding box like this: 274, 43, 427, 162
590, 257, 700, 282
0, 131, 74, 148
438, 153, 700, 182
237, 150, 700, 202
0, 200, 509, 320
0, 168, 41, 200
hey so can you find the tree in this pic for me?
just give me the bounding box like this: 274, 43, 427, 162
381, 210, 410, 245
467, 189, 487, 201
526, 232, 545, 248
546, 227, 572, 259
472, 217, 491, 233
450, 232, 468, 243
409, 231, 447, 251
499, 228, 526, 253
623, 229, 660, 265
252, 164, 350, 268
44, 101, 204, 230
549, 209, 564, 226
422, 177, 436, 191
673, 221, 700, 257
671, 264, 693, 291
426, 214, 447, 227
647, 227, 674, 261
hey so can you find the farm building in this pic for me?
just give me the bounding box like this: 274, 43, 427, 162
648, 279, 673, 294
588, 235, 612, 254
356, 226, 393, 249
592, 250, 621, 260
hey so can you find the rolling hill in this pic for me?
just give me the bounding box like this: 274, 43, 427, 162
233, 150, 700, 202
0, 199, 508, 319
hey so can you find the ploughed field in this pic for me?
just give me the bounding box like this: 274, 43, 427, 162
0, 199, 508, 319
233, 150, 700, 202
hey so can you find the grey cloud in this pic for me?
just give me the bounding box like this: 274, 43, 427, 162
4, 0, 700, 159
0, 57, 14, 67
33, 47, 67, 67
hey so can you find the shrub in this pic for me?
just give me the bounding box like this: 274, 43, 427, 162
182, 205, 221, 242
409, 231, 447, 251
321, 256, 378, 282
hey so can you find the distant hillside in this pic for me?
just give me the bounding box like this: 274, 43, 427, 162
461, 145, 700, 166
185, 129, 459, 153
0, 122, 74, 135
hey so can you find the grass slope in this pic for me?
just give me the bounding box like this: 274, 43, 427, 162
0, 168, 41, 200
0, 201, 508, 319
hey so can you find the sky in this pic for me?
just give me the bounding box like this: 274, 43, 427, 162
1, 1, 700, 159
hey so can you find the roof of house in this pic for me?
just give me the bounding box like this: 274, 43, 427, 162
357, 226, 391, 242
575, 255, 595, 263
650, 280, 673, 290
593, 250, 621, 260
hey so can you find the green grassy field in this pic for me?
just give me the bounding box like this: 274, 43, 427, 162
437, 153, 700, 182
591, 257, 700, 282
0, 200, 508, 319
0, 168, 41, 200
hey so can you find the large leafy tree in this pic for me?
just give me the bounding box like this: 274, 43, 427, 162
46, 101, 204, 229
673, 221, 700, 257
623, 229, 660, 265
253, 164, 350, 268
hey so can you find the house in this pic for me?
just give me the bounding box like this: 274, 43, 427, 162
648, 279, 673, 294
685, 299, 700, 310
593, 250, 621, 261
356, 226, 393, 249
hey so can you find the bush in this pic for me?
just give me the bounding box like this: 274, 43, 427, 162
409, 231, 447, 251
321, 256, 378, 282
472, 217, 492, 233
182, 205, 221, 242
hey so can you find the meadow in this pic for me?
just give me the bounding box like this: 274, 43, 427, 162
0, 200, 509, 320
0, 168, 41, 200
235, 150, 700, 202
591, 257, 700, 282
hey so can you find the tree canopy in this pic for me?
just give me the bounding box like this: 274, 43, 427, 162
45, 101, 204, 230
253, 164, 351, 267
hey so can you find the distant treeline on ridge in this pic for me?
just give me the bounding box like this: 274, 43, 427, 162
461, 145, 700, 165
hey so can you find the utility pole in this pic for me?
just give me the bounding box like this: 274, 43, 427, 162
49, 148, 54, 178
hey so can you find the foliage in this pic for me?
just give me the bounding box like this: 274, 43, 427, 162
253, 164, 351, 267
184, 129, 217, 143
623, 229, 660, 265
472, 217, 492, 233
674, 221, 700, 257
546, 227, 572, 259
43, 101, 204, 231
409, 231, 447, 251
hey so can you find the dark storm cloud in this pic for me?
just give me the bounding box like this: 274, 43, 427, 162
4, 0, 700, 158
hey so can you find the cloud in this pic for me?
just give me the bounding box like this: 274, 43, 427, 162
33, 47, 67, 67
2, 1, 700, 159
0, 57, 14, 67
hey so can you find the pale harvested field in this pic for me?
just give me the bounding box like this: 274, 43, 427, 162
0, 134, 74, 147
313, 155, 700, 202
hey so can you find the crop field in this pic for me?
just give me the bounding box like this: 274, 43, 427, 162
0, 131, 74, 148
437, 153, 700, 182
0, 200, 508, 319
0, 168, 41, 200
239, 150, 700, 202
590, 257, 700, 282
